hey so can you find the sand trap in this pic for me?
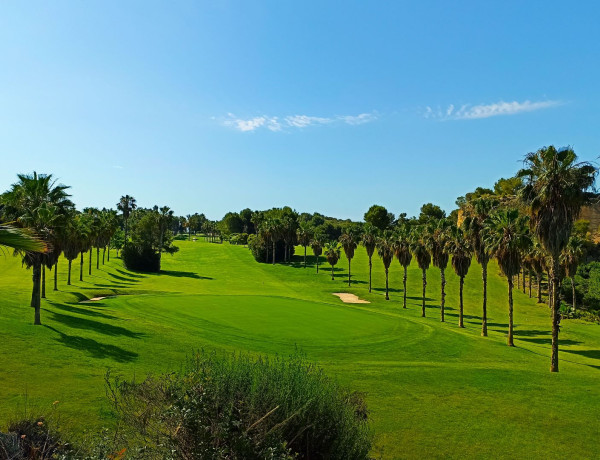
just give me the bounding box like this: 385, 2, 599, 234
80, 296, 114, 303
332, 293, 370, 304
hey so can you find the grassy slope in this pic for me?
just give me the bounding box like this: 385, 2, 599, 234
0, 239, 599, 459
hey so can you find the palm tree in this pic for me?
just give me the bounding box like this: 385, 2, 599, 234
377, 233, 394, 300
518, 146, 597, 372
155, 205, 175, 269
324, 241, 341, 281
61, 214, 83, 286
410, 226, 431, 317
429, 219, 451, 322
281, 216, 297, 263
0, 224, 46, 252
483, 209, 531, 346
393, 225, 412, 308
310, 233, 324, 273
268, 218, 282, 265
339, 230, 359, 287
462, 197, 498, 336
1, 172, 73, 325
561, 235, 585, 313
117, 195, 137, 242
297, 222, 313, 268
361, 224, 378, 293
446, 226, 472, 328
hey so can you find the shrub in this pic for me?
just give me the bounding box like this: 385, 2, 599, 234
121, 243, 160, 272
104, 351, 372, 459
0, 416, 69, 459
248, 237, 294, 263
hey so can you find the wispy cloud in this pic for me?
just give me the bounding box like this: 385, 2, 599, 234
219, 112, 377, 132
423, 99, 562, 121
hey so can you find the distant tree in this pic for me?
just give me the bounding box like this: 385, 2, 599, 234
377, 233, 394, 300
339, 231, 359, 287
220, 212, 244, 236
117, 195, 137, 242
310, 233, 325, 273
410, 226, 431, 317
324, 241, 341, 281
429, 219, 451, 322
239, 208, 255, 234
364, 205, 392, 232
419, 203, 445, 223
393, 225, 412, 309
518, 145, 597, 371
493, 176, 523, 197
361, 224, 378, 292
446, 226, 473, 328
297, 221, 314, 268
483, 209, 531, 346
562, 236, 585, 312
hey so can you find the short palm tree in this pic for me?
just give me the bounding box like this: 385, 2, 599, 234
377, 233, 394, 300
518, 146, 597, 372
117, 195, 137, 243
462, 197, 498, 336
339, 230, 359, 287
561, 235, 585, 313
410, 226, 432, 317
483, 209, 531, 346
446, 226, 472, 328
297, 222, 314, 268
324, 241, 341, 281
361, 224, 378, 292
310, 233, 325, 273
429, 219, 451, 322
393, 225, 412, 308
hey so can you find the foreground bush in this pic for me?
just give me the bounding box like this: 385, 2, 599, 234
0, 416, 69, 459
121, 243, 160, 272
105, 351, 372, 459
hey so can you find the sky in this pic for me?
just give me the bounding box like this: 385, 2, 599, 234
1, 1, 599, 221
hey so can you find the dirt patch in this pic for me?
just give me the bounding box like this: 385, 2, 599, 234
332, 293, 370, 304
80, 296, 114, 303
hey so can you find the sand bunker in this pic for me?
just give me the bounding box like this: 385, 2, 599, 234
80, 296, 114, 303
332, 293, 370, 304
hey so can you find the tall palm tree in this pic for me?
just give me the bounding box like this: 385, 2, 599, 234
446, 226, 472, 328
483, 209, 531, 346
1, 172, 73, 325
297, 221, 314, 268
268, 218, 282, 265
393, 225, 412, 308
324, 241, 341, 281
518, 146, 597, 372
61, 214, 83, 286
561, 235, 585, 313
361, 224, 378, 293
339, 230, 359, 287
117, 195, 137, 242
429, 219, 451, 322
377, 233, 394, 300
310, 233, 324, 273
410, 225, 431, 317
462, 197, 498, 336
155, 205, 175, 270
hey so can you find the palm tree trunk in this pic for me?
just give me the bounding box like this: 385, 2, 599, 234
482, 262, 488, 337
53, 261, 58, 291
68, 259, 72, 285
517, 271, 520, 287
107, 241, 110, 262
304, 246, 307, 268
459, 275, 465, 328
96, 246, 100, 269
550, 257, 560, 372
89, 248, 92, 275
403, 266, 407, 308
547, 271, 552, 308
572, 276, 576, 313
316, 255, 319, 273
265, 239, 269, 263
440, 268, 446, 322
272, 241, 276, 265
508, 276, 514, 346
80, 252, 84, 281
522, 268, 526, 293
331, 264, 334, 281
421, 269, 427, 317
385, 268, 389, 300
368, 256, 373, 293
537, 272, 543, 303
103, 247, 106, 265
31, 259, 42, 325
348, 259, 351, 287
528, 270, 532, 298
41, 265, 46, 299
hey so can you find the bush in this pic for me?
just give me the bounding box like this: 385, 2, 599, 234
104, 351, 372, 459
248, 237, 294, 263
0, 416, 69, 459
121, 243, 160, 272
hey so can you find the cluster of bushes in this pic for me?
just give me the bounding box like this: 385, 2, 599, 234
228, 233, 249, 245
561, 261, 600, 319
0, 352, 372, 459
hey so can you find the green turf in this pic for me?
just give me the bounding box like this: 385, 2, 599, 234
1, 240, 599, 459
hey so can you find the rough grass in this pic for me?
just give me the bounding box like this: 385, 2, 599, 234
1, 240, 599, 459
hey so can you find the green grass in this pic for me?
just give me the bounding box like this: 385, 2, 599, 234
1, 240, 599, 459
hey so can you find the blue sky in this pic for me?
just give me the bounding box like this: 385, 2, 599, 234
1, 1, 599, 221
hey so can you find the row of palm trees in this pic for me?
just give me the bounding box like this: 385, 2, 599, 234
292, 147, 596, 373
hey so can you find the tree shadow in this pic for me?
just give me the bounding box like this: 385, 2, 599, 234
106, 272, 140, 283
47, 301, 119, 320
44, 326, 138, 363
115, 268, 146, 279
373, 287, 403, 294
67, 291, 89, 302
561, 348, 600, 361
159, 270, 213, 280
43, 310, 145, 339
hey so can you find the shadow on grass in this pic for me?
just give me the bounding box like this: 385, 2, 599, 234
106, 271, 140, 283
43, 309, 145, 339
44, 325, 138, 363
48, 301, 119, 320
115, 268, 146, 279
159, 270, 213, 280
562, 348, 600, 361
373, 287, 404, 294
